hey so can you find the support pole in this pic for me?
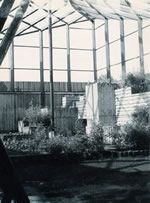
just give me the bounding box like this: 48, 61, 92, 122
9, 40, 15, 92
105, 18, 111, 80
92, 20, 97, 82
66, 24, 72, 92
138, 18, 144, 76
39, 30, 45, 107
9, 40, 16, 130
48, 10, 55, 133
120, 18, 126, 80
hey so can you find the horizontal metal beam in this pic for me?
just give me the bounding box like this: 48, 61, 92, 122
14, 44, 93, 51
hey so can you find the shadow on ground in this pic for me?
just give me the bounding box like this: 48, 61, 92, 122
1, 157, 150, 202
15, 157, 150, 202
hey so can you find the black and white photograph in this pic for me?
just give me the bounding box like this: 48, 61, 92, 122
0, 0, 150, 202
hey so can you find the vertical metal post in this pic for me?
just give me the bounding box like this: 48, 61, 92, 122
92, 20, 97, 82
9, 40, 15, 92
48, 10, 55, 133
66, 24, 72, 92
105, 18, 111, 80
138, 17, 144, 76
39, 30, 45, 107
120, 17, 126, 80
9, 40, 16, 130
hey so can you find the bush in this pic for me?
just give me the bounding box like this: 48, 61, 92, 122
132, 105, 149, 125
125, 123, 149, 150
0, 82, 7, 92
89, 122, 104, 152
97, 76, 121, 90
24, 104, 51, 128
74, 119, 86, 136
3, 130, 104, 158
114, 105, 150, 150
125, 73, 150, 93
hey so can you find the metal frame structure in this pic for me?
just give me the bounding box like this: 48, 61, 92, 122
0, 0, 150, 131
0, 0, 149, 76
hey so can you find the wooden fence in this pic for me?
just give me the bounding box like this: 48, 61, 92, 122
0, 82, 87, 92
0, 92, 84, 133
0, 82, 86, 132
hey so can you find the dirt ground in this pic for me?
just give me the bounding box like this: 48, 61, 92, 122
9, 156, 149, 203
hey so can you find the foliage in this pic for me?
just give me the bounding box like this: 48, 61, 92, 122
74, 119, 86, 136
46, 135, 67, 154
23, 104, 51, 128
0, 82, 7, 92
97, 75, 112, 84
125, 73, 150, 93
114, 105, 150, 150
132, 105, 149, 125
103, 126, 118, 144
89, 122, 104, 152
3, 129, 104, 158
97, 76, 122, 90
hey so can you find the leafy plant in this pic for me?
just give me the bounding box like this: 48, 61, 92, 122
125, 73, 150, 93
89, 122, 104, 152
0, 82, 7, 92
114, 105, 150, 150
74, 119, 86, 136
23, 104, 51, 128
132, 105, 149, 125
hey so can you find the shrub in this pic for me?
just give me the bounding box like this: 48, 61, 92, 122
114, 105, 150, 150
47, 135, 69, 154
74, 119, 86, 136
116, 123, 150, 150
132, 105, 149, 125
0, 82, 7, 92
125, 73, 150, 93
66, 134, 90, 154
24, 104, 51, 128
97, 76, 122, 90
89, 122, 104, 152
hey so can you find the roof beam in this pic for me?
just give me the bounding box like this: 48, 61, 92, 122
69, 15, 83, 25
42, 11, 75, 31
42, 7, 68, 25
2, 8, 39, 33
9, 14, 40, 32
16, 15, 47, 36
